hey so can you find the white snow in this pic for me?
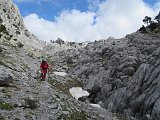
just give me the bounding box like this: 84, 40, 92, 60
53, 71, 67, 76
69, 87, 89, 100
90, 104, 101, 108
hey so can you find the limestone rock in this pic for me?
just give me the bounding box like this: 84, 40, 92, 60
0, 66, 14, 85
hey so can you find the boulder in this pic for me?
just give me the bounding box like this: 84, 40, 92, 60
0, 66, 14, 85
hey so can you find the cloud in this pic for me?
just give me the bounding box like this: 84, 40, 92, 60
88, 0, 104, 12
24, 11, 96, 42
23, 0, 159, 42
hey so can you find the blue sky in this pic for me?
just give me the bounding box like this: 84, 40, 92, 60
13, 0, 160, 42
13, 0, 101, 20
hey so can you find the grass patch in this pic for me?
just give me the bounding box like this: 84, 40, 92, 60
0, 24, 6, 33
112, 113, 129, 120
22, 98, 39, 109
48, 79, 82, 95
16, 31, 20, 35
57, 111, 88, 120
21, 63, 29, 71
13, 38, 17, 41
17, 42, 24, 48
0, 100, 14, 110
0, 115, 5, 120
3, 9, 6, 13
56, 99, 88, 120
14, 118, 20, 120
4, 36, 11, 41
2, 88, 11, 98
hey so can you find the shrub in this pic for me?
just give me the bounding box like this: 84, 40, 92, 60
13, 38, 17, 41
112, 41, 116, 45
0, 24, 6, 33
22, 98, 39, 109
0, 116, 5, 120
139, 25, 147, 33
4, 36, 11, 41
0, 47, 2, 53
149, 22, 158, 31
0, 100, 14, 110
17, 42, 24, 48
16, 31, 20, 35
3, 9, 6, 13
0, 18, 3, 23
14, 118, 20, 120
0, 34, 2, 39
65, 56, 73, 65
13, 24, 18, 29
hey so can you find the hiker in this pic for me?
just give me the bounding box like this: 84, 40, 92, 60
40, 60, 49, 81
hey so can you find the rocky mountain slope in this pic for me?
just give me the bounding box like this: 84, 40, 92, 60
50, 31, 160, 120
0, 0, 121, 120
0, 0, 43, 49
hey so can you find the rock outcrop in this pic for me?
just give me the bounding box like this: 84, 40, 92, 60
0, 0, 120, 120
0, 66, 14, 85
0, 0, 44, 49
51, 32, 160, 120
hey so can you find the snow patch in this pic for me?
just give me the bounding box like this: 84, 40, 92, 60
69, 87, 89, 100
90, 104, 101, 108
53, 72, 67, 76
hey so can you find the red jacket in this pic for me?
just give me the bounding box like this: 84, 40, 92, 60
40, 61, 49, 70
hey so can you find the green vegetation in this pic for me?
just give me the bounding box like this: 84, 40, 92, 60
22, 98, 39, 109
58, 111, 88, 120
0, 18, 3, 23
140, 12, 160, 33
0, 50, 10, 67
112, 41, 116, 45
2, 88, 11, 98
112, 113, 129, 120
49, 79, 82, 95
3, 9, 6, 13
17, 42, 24, 48
143, 16, 151, 25
7, 15, 10, 19
0, 115, 5, 120
0, 24, 6, 33
0, 24, 9, 36
4, 36, 11, 41
16, 31, 20, 35
139, 25, 147, 33
14, 118, 20, 120
0, 100, 14, 110
56, 99, 88, 120
21, 63, 29, 71
13, 24, 18, 29
0, 33, 2, 39
65, 56, 73, 64
24, 114, 33, 119
0, 47, 2, 53
13, 38, 17, 41
28, 51, 35, 58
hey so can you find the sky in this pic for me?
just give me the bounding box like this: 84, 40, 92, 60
13, 0, 160, 42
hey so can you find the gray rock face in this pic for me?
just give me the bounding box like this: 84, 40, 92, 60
0, 66, 14, 85
0, 0, 120, 120
0, 0, 44, 49
52, 33, 160, 120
